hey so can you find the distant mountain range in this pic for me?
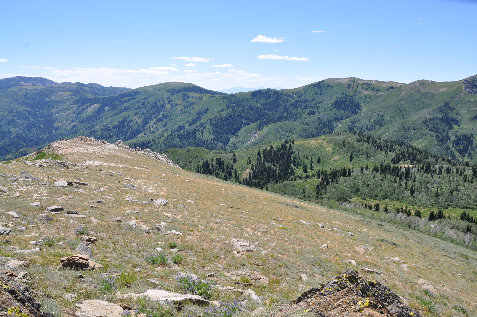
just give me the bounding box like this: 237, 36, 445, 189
1, 75, 476, 162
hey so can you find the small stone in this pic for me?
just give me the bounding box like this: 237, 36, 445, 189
20, 171, 34, 180
64, 293, 77, 302
318, 223, 325, 228
15, 248, 40, 254
126, 210, 139, 214
82, 236, 98, 244
30, 202, 41, 206
321, 244, 328, 249
7, 211, 19, 218
125, 184, 137, 190
0, 186, 7, 193
0, 226, 11, 235
141, 224, 151, 233
114, 217, 122, 223
363, 267, 383, 275
300, 274, 308, 281
232, 239, 256, 253
347, 259, 357, 266
54, 180, 69, 187
154, 198, 168, 206
46, 205, 64, 213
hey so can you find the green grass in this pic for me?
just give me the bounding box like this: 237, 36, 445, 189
33, 151, 63, 161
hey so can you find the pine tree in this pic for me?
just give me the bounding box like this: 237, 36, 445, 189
428, 211, 436, 221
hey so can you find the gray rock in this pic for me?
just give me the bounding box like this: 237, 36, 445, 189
0, 226, 11, 235
244, 289, 261, 304
140, 224, 151, 233
232, 239, 256, 252
251, 307, 266, 316
0, 186, 7, 193
64, 293, 77, 302
15, 248, 40, 254
126, 210, 139, 214
46, 205, 64, 213
54, 180, 69, 187
75, 241, 93, 258
5, 259, 29, 270
76, 300, 123, 317
153, 198, 168, 206
121, 289, 208, 305
7, 211, 19, 218
125, 184, 137, 190
20, 171, 34, 180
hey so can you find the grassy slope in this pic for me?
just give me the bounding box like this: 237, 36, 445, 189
1, 138, 474, 315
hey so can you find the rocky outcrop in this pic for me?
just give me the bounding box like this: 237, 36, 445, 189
60, 254, 102, 270
0, 272, 53, 317
463, 75, 477, 95
277, 270, 421, 317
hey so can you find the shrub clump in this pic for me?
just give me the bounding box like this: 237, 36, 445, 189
176, 274, 212, 299
145, 254, 167, 266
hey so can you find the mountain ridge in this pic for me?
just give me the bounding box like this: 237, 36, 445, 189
0, 74, 476, 162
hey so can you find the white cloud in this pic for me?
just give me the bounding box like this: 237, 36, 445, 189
185, 63, 196, 67
173, 56, 212, 62
0, 58, 8, 63
149, 66, 179, 71
251, 35, 284, 43
312, 30, 325, 33
213, 64, 233, 68
10, 64, 318, 91
257, 54, 309, 61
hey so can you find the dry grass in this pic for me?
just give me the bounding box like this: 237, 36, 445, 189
0, 137, 476, 316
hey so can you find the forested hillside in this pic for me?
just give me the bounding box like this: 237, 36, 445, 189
165, 132, 477, 249
1, 75, 476, 162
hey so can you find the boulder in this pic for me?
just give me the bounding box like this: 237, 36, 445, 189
60, 254, 102, 270
75, 300, 123, 317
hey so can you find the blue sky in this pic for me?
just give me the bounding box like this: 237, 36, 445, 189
1, 0, 476, 90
